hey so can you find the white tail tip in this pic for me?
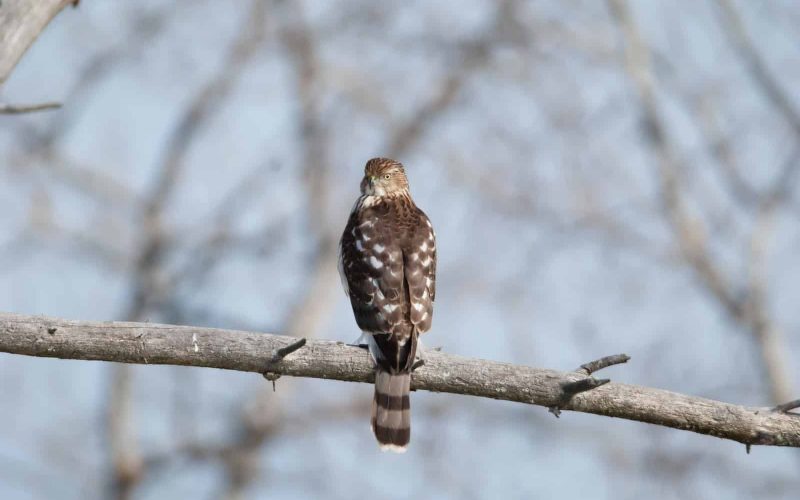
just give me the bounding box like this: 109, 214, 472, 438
379, 444, 408, 453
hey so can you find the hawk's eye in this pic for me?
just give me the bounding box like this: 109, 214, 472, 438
384, 174, 391, 180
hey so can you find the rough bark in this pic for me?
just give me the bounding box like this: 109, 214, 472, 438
1, 312, 798, 448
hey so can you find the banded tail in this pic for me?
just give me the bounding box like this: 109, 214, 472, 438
368, 330, 418, 452
372, 370, 411, 452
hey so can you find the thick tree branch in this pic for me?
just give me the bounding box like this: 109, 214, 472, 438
1, 313, 798, 449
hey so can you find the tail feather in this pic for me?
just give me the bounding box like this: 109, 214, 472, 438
372, 370, 411, 452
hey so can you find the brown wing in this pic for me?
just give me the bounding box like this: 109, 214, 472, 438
403, 209, 436, 334
339, 202, 408, 337
339, 197, 436, 371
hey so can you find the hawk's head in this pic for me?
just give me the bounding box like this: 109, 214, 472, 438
361, 157, 409, 196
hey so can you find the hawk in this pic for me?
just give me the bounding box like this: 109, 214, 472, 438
338, 158, 436, 452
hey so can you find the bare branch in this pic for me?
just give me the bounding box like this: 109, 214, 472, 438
715, 0, 800, 137
608, 0, 741, 313
107, 359, 141, 498
607, 0, 794, 405
712, 0, 800, 213
386, 0, 518, 158
773, 399, 800, 414
0, 0, 77, 84
269, 337, 308, 362
2, 312, 799, 449
0, 101, 61, 114
191, 3, 339, 495
577, 354, 631, 376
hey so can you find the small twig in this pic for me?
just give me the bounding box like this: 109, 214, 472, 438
0, 102, 62, 114
550, 378, 612, 418
262, 338, 307, 389
772, 399, 800, 414
549, 354, 628, 418
577, 354, 631, 376
271, 337, 307, 363
562, 377, 611, 396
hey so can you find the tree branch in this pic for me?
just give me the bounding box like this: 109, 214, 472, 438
2, 313, 798, 449
715, 0, 800, 138
607, 0, 795, 405
0, 101, 61, 114
0, 0, 77, 85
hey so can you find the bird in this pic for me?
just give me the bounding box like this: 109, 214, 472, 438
338, 158, 436, 452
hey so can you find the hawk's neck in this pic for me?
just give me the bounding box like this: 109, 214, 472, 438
357, 191, 412, 210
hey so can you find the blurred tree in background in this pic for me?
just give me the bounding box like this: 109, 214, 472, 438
1, 1, 799, 499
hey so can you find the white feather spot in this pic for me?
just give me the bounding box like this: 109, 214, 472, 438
356, 240, 364, 251
369, 256, 383, 269
383, 304, 398, 313
410, 253, 419, 261
426, 277, 433, 287
422, 289, 429, 300
413, 302, 424, 311
425, 219, 432, 227
420, 242, 428, 252
421, 257, 432, 266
